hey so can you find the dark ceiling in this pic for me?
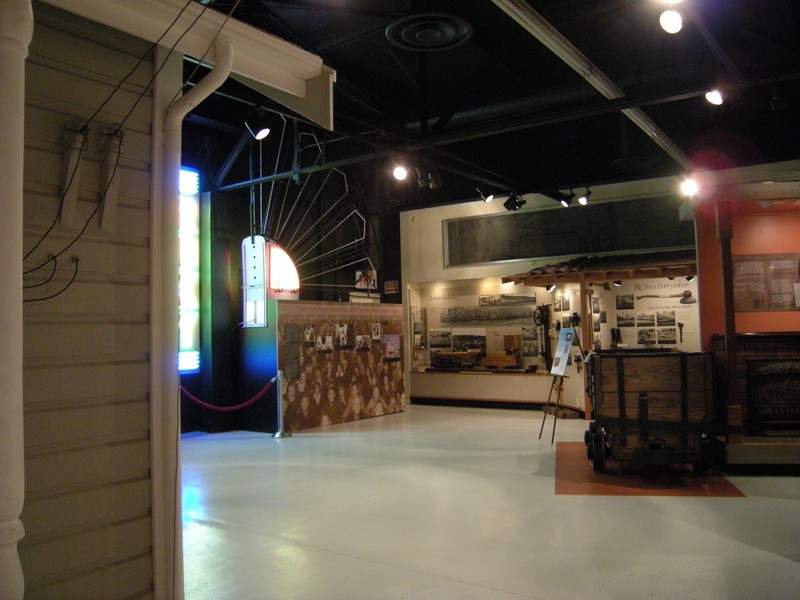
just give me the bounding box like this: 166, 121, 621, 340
183, 0, 800, 213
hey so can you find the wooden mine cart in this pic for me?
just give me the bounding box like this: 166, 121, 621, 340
584, 349, 715, 473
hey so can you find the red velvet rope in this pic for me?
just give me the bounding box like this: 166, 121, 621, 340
180, 376, 276, 412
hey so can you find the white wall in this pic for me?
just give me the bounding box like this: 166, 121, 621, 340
21, 6, 155, 597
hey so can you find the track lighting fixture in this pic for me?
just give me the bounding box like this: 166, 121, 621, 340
546, 284, 556, 292
578, 189, 591, 206
245, 115, 271, 140
560, 190, 575, 208
685, 275, 695, 282
476, 187, 494, 203
613, 280, 622, 287
503, 193, 525, 212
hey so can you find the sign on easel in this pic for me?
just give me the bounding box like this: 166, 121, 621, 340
550, 327, 574, 376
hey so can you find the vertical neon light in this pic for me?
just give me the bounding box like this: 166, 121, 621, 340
179, 167, 201, 372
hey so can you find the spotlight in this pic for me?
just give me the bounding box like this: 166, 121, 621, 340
660, 9, 682, 34
476, 187, 495, 203
546, 284, 556, 292
578, 189, 591, 206
245, 114, 271, 140
705, 89, 724, 105
560, 190, 575, 208
685, 275, 695, 282
613, 280, 622, 287
393, 165, 409, 181
680, 177, 699, 197
503, 193, 525, 212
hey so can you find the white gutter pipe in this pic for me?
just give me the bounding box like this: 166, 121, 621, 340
491, 0, 690, 170
152, 36, 234, 599
0, 1, 33, 598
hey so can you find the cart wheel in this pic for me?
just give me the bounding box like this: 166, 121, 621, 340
592, 431, 606, 473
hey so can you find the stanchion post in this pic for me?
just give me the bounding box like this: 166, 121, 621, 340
272, 370, 292, 438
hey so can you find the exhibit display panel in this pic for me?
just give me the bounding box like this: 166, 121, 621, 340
277, 301, 405, 431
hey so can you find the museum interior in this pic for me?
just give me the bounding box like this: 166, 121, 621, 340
4, 1, 800, 599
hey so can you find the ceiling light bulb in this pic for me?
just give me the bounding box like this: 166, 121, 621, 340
680, 178, 699, 197
705, 89, 724, 105
660, 9, 683, 34
393, 166, 409, 181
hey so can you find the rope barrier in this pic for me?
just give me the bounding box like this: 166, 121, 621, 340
180, 376, 277, 412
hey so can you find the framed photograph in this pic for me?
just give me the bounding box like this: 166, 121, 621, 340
593, 315, 601, 332
616, 294, 635, 310
315, 335, 333, 353
656, 310, 677, 326
599, 310, 607, 324
636, 312, 655, 327
553, 296, 562, 312
355, 269, 377, 290
303, 323, 316, 347
428, 328, 452, 348
355, 334, 371, 351
657, 327, 677, 345
561, 295, 571, 312
479, 293, 536, 306
334, 322, 353, 350
617, 311, 635, 327
521, 325, 536, 340
371, 322, 381, 341
637, 328, 656, 345
522, 339, 538, 357
451, 327, 486, 351
381, 334, 401, 361
592, 296, 600, 314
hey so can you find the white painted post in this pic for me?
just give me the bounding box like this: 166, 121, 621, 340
0, 1, 33, 598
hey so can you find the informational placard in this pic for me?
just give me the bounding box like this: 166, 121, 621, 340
551, 327, 574, 376
733, 253, 800, 311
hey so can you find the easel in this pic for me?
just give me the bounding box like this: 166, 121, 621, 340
538, 374, 566, 444
538, 326, 585, 444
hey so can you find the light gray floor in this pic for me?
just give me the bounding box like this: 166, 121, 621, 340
182, 404, 800, 600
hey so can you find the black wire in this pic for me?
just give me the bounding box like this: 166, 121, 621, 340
23, 256, 58, 289
81, 0, 196, 131
23, 135, 124, 276
23, 258, 80, 303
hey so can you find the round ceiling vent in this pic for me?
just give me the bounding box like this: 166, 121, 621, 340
386, 13, 473, 52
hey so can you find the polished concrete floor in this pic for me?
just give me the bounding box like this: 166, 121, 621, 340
182, 405, 800, 600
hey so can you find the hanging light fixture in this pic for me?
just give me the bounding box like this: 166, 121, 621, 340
578, 188, 591, 206
546, 284, 556, 292
613, 280, 622, 287
503, 193, 525, 211
245, 114, 271, 140
476, 187, 495, 203
561, 190, 575, 208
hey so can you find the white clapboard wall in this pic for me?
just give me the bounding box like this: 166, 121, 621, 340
21, 4, 155, 598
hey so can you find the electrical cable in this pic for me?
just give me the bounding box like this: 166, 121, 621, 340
23, 255, 57, 288
23, 132, 124, 276
180, 376, 276, 412
23, 257, 79, 303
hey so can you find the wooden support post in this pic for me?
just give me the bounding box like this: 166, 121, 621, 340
716, 201, 742, 443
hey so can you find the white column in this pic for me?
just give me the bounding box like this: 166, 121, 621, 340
0, 1, 33, 599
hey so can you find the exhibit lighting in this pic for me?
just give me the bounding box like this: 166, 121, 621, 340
660, 9, 682, 33
685, 275, 695, 282
268, 241, 300, 293
178, 167, 201, 372
613, 280, 622, 287
705, 89, 724, 105
245, 116, 271, 140
476, 187, 494, 203
503, 193, 525, 211
392, 165, 409, 181
578, 189, 591, 205
680, 177, 699, 197
546, 284, 556, 292
560, 190, 575, 208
